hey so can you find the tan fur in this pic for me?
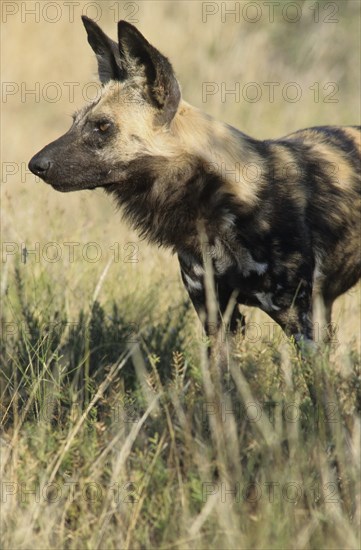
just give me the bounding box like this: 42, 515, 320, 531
84, 89, 263, 206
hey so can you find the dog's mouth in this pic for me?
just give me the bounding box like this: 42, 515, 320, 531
45, 170, 135, 194
47, 180, 112, 193
35, 169, 123, 192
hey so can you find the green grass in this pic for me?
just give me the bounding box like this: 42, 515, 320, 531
1, 267, 360, 549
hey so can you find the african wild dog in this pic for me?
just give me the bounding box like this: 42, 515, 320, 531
29, 17, 361, 348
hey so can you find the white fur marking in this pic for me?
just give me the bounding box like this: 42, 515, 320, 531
193, 264, 204, 277
255, 292, 281, 312
184, 273, 202, 291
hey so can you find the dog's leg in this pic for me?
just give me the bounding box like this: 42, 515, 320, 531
269, 294, 321, 403
192, 288, 244, 373
179, 260, 245, 369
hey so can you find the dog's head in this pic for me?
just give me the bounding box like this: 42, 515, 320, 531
28, 17, 181, 192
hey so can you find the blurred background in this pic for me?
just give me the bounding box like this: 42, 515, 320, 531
2, 0, 360, 345
1, 3, 361, 548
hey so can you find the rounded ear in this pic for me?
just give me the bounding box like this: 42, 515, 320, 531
81, 16, 126, 84
117, 21, 181, 125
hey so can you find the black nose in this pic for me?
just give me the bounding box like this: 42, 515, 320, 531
28, 154, 52, 177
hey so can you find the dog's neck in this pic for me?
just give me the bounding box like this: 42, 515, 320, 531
105, 101, 266, 251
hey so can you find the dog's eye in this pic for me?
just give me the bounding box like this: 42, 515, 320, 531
96, 121, 111, 133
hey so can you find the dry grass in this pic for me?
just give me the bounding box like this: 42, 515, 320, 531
1, 1, 360, 548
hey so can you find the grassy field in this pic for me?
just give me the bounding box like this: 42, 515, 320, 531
1, 1, 361, 548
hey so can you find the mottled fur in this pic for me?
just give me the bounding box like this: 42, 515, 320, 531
29, 17, 361, 345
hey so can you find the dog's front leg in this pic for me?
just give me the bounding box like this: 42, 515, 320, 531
179, 262, 244, 371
